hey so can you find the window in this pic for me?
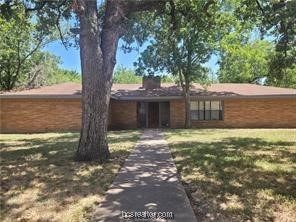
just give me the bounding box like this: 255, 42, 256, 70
191, 101, 199, 120
190, 100, 223, 120
205, 101, 211, 120
211, 101, 220, 120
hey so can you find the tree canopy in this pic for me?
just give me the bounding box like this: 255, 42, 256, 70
113, 66, 174, 84
0, 2, 79, 90
217, 0, 296, 88
0, 4, 43, 90
218, 38, 272, 84
133, 0, 223, 127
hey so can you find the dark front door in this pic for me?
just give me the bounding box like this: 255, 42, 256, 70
137, 102, 170, 128
148, 102, 159, 128
137, 102, 148, 128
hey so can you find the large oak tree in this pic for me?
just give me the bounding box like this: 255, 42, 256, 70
1, 0, 167, 162
74, 0, 167, 161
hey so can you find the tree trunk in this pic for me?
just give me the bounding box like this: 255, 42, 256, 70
75, 0, 110, 162
75, 0, 166, 162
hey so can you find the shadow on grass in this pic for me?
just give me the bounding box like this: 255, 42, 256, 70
169, 137, 296, 221
0, 131, 139, 221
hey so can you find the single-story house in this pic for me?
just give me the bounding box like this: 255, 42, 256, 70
0, 77, 295, 133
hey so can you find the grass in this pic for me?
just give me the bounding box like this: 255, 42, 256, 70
0, 131, 140, 222
165, 129, 296, 222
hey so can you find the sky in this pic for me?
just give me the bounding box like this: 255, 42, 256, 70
44, 40, 219, 75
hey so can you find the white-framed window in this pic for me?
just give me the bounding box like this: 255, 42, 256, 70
190, 100, 223, 120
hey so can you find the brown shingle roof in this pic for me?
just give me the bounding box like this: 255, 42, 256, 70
1, 83, 82, 96
1, 82, 295, 99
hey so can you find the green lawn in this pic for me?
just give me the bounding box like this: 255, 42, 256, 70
165, 129, 296, 222
0, 131, 139, 222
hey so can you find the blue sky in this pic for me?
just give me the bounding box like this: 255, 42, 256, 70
44, 40, 219, 74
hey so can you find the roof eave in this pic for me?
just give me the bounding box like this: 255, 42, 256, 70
0, 94, 82, 99
191, 94, 296, 100
116, 94, 296, 101
0, 94, 295, 100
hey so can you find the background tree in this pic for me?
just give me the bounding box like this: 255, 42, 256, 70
113, 66, 175, 83
135, 0, 216, 128
218, 38, 272, 84
257, 0, 296, 86
25, 51, 81, 88
268, 53, 296, 88
215, 0, 295, 88
113, 66, 142, 83
0, 13, 80, 91
0, 2, 76, 90
0, 4, 45, 90
228, 0, 296, 88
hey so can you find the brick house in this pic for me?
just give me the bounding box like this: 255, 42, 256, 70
0, 78, 295, 133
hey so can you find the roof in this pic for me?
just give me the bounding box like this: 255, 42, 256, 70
1, 82, 295, 100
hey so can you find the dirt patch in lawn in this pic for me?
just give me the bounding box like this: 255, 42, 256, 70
166, 129, 296, 222
0, 131, 139, 222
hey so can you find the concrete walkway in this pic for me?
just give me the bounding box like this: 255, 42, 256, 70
92, 130, 196, 222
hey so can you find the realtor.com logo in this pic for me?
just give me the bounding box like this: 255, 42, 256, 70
121, 211, 174, 220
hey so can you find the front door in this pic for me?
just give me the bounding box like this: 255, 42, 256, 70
137, 102, 147, 128
137, 102, 170, 128
148, 102, 159, 128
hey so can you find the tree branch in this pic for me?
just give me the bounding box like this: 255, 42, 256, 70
169, 0, 177, 30
25, 1, 49, 12
21, 37, 44, 64
203, 0, 216, 17
255, 0, 272, 24
25, 0, 69, 49
126, 0, 168, 14
100, 0, 168, 82
255, 0, 266, 16
25, 0, 68, 12
55, 0, 68, 49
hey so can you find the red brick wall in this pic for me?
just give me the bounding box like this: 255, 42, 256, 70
170, 100, 186, 128
0, 98, 82, 133
170, 98, 296, 128
1, 97, 295, 133
0, 99, 137, 133
109, 100, 137, 130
